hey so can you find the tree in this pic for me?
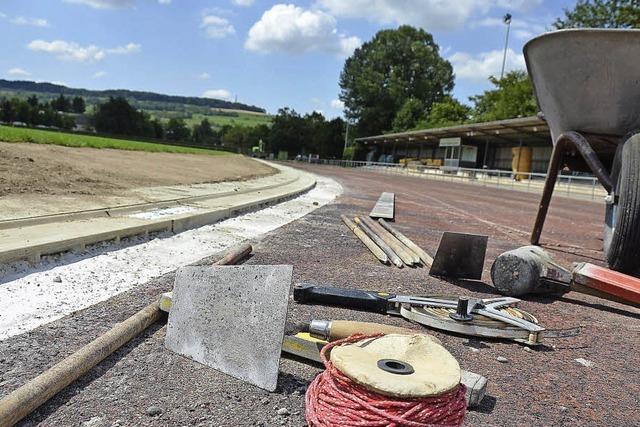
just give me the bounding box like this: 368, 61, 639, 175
93, 97, 152, 136
0, 99, 15, 123
424, 96, 472, 128
51, 94, 70, 112
268, 108, 306, 156
165, 118, 190, 141
554, 0, 640, 29
392, 98, 426, 131
223, 125, 259, 153
27, 95, 39, 108
192, 118, 216, 145
339, 25, 454, 136
72, 96, 86, 114
470, 71, 538, 122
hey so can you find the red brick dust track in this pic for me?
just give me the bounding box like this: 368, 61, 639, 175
0, 162, 637, 426
287, 163, 639, 426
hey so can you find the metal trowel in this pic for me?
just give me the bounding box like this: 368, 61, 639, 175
429, 232, 488, 280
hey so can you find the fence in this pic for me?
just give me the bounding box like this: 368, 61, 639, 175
309, 159, 606, 202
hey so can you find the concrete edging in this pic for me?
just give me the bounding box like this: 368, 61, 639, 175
0, 162, 316, 264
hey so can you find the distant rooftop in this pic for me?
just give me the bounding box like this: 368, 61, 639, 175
356, 116, 549, 145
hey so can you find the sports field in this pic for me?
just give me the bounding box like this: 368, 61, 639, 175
0, 125, 229, 155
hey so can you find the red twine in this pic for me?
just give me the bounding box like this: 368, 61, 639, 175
305, 334, 467, 427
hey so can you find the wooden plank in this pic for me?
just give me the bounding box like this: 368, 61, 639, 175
369, 192, 395, 220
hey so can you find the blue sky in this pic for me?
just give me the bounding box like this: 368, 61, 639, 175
0, 0, 575, 116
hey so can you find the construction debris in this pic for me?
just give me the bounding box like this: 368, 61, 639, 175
369, 192, 395, 220
165, 264, 293, 391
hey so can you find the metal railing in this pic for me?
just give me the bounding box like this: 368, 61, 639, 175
307, 159, 606, 202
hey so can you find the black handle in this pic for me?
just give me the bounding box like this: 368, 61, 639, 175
293, 283, 392, 314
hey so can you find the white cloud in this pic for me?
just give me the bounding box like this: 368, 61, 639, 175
203, 89, 232, 100
201, 15, 235, 39
105, 42, 141, 54
63, 0, 134, 9
330, 99, 344, 109
198, 72, 211, 79
93, 71, 107, 78
449, 48, 525, 82
245, 4, 361, 57
232, 0, 254, 6
158, 0, 171, 3
317, 0, 542, 32
11, 16, 49, 27
0, 12, 6, 18
27, 40, 141, 63
7, 68, 31, 77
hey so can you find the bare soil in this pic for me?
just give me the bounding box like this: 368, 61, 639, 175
0, 142, 275, 197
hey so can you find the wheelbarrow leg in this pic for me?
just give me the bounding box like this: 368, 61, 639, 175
531, 132, 613, 245
531, 139, 564, 245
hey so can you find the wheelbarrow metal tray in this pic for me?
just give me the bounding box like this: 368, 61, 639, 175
524, 29, 640, 144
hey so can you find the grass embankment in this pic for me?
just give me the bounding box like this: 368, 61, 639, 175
0, 125, 232, 155
150, 110, 273, 128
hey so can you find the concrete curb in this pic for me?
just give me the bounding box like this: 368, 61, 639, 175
0, 163, 316, 264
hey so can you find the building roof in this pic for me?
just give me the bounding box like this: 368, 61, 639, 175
355, 116, 549, 145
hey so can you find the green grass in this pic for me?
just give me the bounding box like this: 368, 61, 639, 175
0, 125, 233, 155
149, 110, 273, 128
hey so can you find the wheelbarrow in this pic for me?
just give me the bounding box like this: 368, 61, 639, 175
524, 29, 640, 275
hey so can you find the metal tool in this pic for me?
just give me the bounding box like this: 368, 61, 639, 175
491, 245, 640, 307
166, 265, 293, 391
293, 283, 577, 345
429, 232, 488, 279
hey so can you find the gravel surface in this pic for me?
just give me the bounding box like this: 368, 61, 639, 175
1, 163, 639, 426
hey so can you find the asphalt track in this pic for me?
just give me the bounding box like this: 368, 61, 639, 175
1, 163, 638, 426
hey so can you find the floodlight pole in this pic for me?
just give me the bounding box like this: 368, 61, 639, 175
344, 120, 350, 152
500, 13, 512, 80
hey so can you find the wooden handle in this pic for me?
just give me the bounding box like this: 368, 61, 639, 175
329, 320, 441, 345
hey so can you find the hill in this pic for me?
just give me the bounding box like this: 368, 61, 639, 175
0, 79, 266, 113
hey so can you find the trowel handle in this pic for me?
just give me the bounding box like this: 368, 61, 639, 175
328, 321, 419, 340
293, 283, 391, 314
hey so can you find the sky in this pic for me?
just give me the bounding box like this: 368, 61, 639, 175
0, 0, 576, 117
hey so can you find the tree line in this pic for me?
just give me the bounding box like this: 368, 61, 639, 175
91, 97, 345, 157
0, 93, 347, 158
0, 94, 84, 129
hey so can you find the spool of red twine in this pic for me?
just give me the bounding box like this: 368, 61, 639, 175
305, 334, 467, 427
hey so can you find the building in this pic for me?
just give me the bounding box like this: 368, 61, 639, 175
355, 116, 553, 173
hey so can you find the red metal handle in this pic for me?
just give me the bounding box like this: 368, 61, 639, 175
573, 263, 640, 306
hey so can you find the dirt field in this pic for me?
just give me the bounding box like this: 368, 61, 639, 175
1, 164, 638, 426
0, 142, 275, 197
